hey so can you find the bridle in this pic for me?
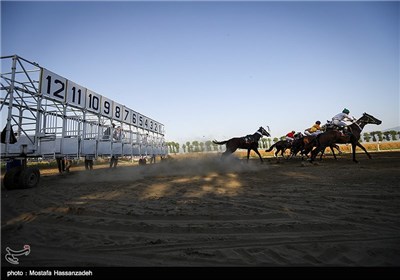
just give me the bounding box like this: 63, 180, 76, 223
353, 113, 381, 133
258, 127, 270, 137
356, 113, 381, 127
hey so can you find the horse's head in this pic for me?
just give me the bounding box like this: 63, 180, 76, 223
358, 113, 382, 126
294, 132, 303, 139
259, 126, 271, 137
322, 120, 335, 131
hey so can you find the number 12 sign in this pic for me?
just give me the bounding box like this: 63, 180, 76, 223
40, 68, 67, 102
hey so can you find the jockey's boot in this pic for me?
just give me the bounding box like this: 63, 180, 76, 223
343, 126, 352, 135
338, 126, 346, 136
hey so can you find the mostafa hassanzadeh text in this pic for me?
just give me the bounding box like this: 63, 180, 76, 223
25, 269, 93, 276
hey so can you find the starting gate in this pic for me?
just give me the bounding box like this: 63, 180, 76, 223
1, 55, 167, 189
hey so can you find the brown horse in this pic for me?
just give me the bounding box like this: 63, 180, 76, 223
213, 126, 271, 163
265, 140, 292, 158
291, 134, 341, 160
310, 113, 382, 163
265, 132, 302, 158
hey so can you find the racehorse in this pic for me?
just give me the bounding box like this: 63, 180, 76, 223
310, 113, 382, 163
265, 132, 302, 158
265, 140, 292, 158
291, 135, 342, 160
213, 126, 271, 163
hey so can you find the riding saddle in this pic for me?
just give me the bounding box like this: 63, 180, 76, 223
243, 135, 256, 144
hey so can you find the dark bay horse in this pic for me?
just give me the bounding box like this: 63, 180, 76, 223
213, 126, 271, 163
291, 135, 342, 160
310, 113, 382, 163
265, 140, 292, 158
265, 132, 305, 158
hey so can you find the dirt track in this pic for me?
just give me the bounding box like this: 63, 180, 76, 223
2, 151, 400, 267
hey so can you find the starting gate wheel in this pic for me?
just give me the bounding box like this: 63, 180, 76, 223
18, 167, 40, 189
3, 166, 23, 190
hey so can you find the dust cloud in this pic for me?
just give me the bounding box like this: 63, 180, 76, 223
71, 154, 268, 184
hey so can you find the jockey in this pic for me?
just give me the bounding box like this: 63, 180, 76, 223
304, 121, 323, 136
285, 130, 296, 142
332, 108, 356, 133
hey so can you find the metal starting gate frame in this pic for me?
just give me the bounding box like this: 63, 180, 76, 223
1, 55, 167, 189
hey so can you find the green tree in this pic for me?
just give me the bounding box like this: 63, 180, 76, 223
175, 142, 180, 154
370, 132, 377, 142
260, 138, 267, 149
383, 131, 391, 141
376, 131, 383, 142
267, 138, 272, 149
389, 130, 398, 141
170, 141, 176, 153
186, 141, 192, 152
199, 142, 205, 152
182, 144, 186, 153
192, 141, 199, 152
205, 140, 212, 152
363, 132, 371, 142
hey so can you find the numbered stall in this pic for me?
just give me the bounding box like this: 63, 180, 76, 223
1, 55, 167, 189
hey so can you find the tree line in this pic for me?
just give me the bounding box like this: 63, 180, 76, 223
166, 130, 400, 154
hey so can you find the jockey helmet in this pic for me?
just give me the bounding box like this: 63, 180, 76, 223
316, 121, 321, 124
342, 108, 350, 114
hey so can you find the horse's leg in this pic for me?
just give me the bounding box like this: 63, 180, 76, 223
222, 150, 230, 157
351, 142, 358, 163
335, 144, 342, 155
303, 145, 313, 160
221, 145, 235, 160
253, 148, 263, 163
283, 148, 290, 159
355, 141, 372, 160
247, 149, 251, 162
330, 145, 337, 160
319, 147, 326, 160
310, 146, 323, 162
288, 149, 294, 159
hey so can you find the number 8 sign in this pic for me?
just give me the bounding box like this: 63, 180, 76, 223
113, 102, 123, 121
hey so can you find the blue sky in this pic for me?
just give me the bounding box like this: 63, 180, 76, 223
2, 1, 399, 143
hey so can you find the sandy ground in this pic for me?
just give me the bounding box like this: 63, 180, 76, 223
1, 151, 400, 267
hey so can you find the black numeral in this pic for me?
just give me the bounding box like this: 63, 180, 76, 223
71, 87, 81, 104
45, 75, 64, 100
115, 106, 121, 118
88, 93, 99, 111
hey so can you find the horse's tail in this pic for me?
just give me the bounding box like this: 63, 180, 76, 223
212, 140, 228, 145
265, 142, 277, 152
